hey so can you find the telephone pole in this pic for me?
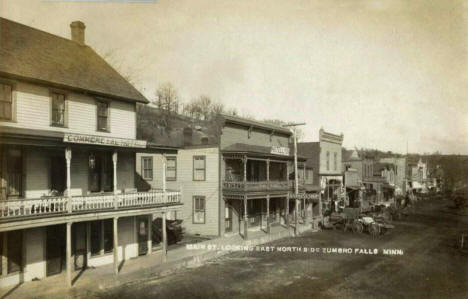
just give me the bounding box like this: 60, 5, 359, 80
283, 122, 306, 236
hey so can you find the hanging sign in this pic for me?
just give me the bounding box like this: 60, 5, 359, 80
64, 133, 147, 148
271, 146, 290, 156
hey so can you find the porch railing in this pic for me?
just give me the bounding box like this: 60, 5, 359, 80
0, 190, 181, 220
223, 180, 290, 192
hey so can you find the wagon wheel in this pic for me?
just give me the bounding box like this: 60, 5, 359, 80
352, 220, 364, 234
369, 223, 380, 238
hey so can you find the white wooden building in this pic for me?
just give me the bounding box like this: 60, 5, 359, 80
0, 18, 182, 288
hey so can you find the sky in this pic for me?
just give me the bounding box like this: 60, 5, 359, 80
1, 0, 468, 154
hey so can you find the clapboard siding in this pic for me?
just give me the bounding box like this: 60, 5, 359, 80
0, 81, 136, 139
319, 141, 342, 175
136, 146, 220, 236
220, 125, 290, 150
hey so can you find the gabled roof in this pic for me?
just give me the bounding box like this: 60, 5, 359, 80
221, 114, 291, 135
0, 17, 148, 104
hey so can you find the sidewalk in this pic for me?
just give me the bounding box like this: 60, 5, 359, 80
0, 225, 307, 299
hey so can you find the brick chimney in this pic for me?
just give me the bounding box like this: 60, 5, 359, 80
70, 21, 86, 45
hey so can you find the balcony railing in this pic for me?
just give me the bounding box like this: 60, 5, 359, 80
223, 180, 290, 192
0, 190, 181, 220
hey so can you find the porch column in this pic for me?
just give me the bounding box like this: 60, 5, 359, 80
266, 159, 270, 183
65, 147, 72, 213
66, 222, 72, 287
294, 198, 299, 236
303, 197, 307, 224
243, 196, 248, 239
112, 151, 118, 194
147, 214, 153, 255
285, 195, 290, 227
319, 191, 323, 218
162, 155, 167, 193
113, 217, 119, 275
162, 212, 167, 262
266, 195, 270, 234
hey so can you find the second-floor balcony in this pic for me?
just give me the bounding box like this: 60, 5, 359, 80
223, 180, 291, 192
0, 190, 181, 221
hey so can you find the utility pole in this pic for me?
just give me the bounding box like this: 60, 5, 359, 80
283, 122, 306, 236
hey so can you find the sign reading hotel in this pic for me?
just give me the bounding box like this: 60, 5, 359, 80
64, 133, 147, 148
271, 146, 290, 156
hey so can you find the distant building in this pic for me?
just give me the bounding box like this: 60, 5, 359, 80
380, 157, 407, 194
299, 128, 343, 213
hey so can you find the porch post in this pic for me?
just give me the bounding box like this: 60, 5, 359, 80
113, 217, 119, 275
294, 198, 299, 236
112, 151, 118, 194
303, 197, 307, 224
319, 191, 323, 218
162, 155, 167, 193
266, 159, 270, 182
266, 195, 270, 234
147, 214, 153, 255
162, 212, 167, 262
65, 147, 72, 213
66, 222, 72, 287
285, 195, 290, 227
243, 196, 248, 239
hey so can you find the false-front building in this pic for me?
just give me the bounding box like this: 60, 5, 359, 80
0, 18, 181, 288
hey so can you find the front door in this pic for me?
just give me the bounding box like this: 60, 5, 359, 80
46, 225, 65, 276
137, 217, 148, 256
72, 223, 87, 270
225, 205, 233, 233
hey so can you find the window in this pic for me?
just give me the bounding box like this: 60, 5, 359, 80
306, 169, 313, 184
193, 196, 206, 224
51, 93, 66, 126
141, 157, 153, 180
97, 101, 109, 132
334, 152, 337, 171
0, 83, 13, 121
193, 156, 206, 181
326, 151, 330, 171
166, 157, 177, 181
90, 220, 113, 256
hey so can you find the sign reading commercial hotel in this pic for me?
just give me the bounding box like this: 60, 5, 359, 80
64, 133, 147, 148
271, 146, 290, 156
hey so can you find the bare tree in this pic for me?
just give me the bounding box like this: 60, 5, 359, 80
155, 82, 179, 114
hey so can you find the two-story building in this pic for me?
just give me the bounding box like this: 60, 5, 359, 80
136, 114, 311, 239
380, 156, 407, 195
298, 128, 344, 214
0, 18, 182, 288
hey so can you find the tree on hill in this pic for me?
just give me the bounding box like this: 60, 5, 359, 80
154, 82, 179, 114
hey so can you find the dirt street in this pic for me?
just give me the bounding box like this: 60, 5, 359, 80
93, 199, 468, 299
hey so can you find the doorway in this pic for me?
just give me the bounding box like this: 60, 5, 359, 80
225, 205, 233, 233
50, 153, 66, 194
46, 224, 65, 276
137, 216, 148, 256
72, 223, 87, 270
